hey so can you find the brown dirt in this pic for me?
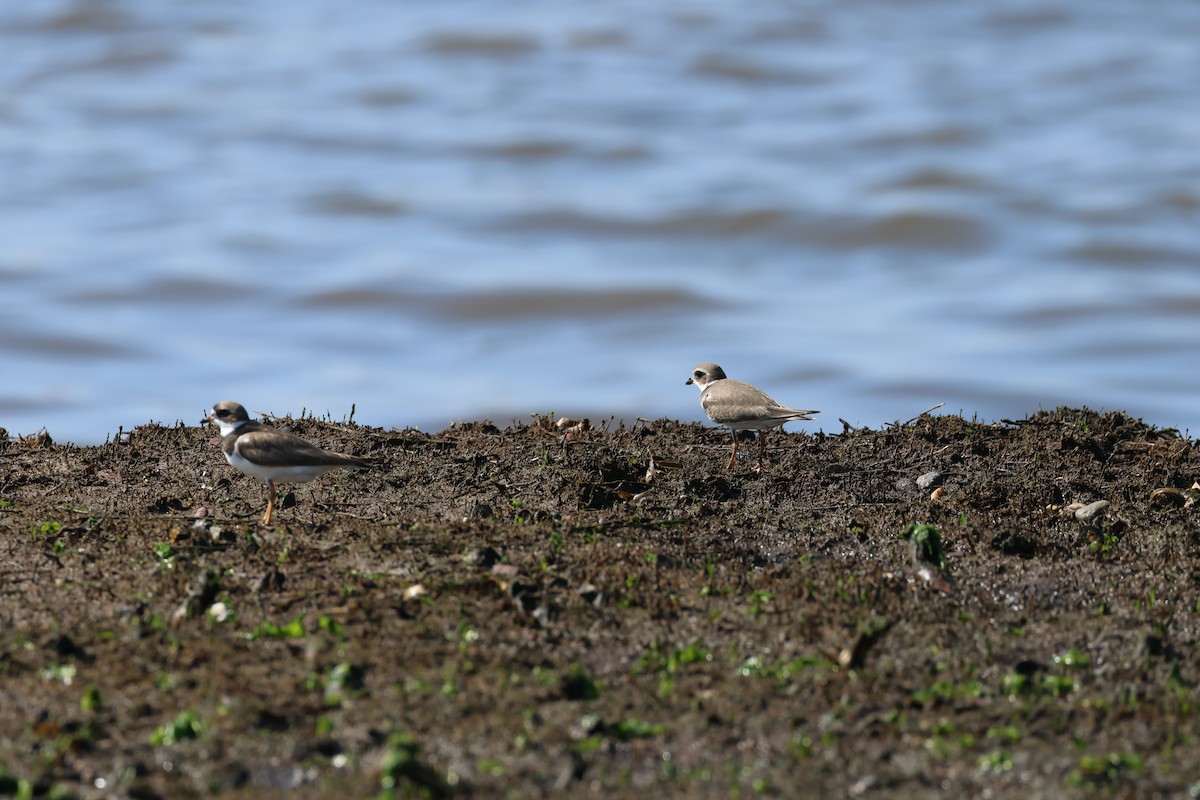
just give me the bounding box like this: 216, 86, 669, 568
1, 407, 1198, 798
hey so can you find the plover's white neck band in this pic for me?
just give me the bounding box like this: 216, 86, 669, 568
214, 418, 249, 437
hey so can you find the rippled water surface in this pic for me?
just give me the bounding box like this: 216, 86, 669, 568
2, 1, 1198, 443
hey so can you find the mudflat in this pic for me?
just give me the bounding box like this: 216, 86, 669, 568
1, 407, 1197, 798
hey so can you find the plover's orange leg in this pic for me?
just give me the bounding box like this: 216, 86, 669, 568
726, 431, 739, 469
262, 480, 276, 526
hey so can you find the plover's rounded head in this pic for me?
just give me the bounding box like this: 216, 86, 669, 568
686, 363, 727, 389
206, 400, 251, 434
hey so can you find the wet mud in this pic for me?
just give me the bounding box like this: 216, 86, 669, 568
1, 407, 1198, 798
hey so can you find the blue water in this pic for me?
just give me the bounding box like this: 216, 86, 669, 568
2, 1, 1199, 444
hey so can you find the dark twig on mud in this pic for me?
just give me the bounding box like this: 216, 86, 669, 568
902, 402, 945, 427
885, 402, 946, 429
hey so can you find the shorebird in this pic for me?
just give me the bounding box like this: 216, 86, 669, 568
205, 400, 369, 525
686, 363, 818, 469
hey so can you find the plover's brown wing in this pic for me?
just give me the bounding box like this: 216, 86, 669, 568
702, 380, 817, 426
233, 426, 369, 468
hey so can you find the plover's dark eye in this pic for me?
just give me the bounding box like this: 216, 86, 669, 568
694, 370, 704, 379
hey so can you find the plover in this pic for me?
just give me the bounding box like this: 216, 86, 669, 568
686, 363, 818, 469
205, 400, 370, 525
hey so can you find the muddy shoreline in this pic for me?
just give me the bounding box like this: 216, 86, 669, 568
1, 407, 1198, 798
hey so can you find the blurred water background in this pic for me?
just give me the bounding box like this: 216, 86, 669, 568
1, 0, 1198, 444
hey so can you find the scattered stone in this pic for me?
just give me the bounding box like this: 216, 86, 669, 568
173, 570, 221, 622
1074, 500, 1111, 523
491, 563, 520, 578
577, 582, 603, 607
531, 603, 555, 627
464, 546, 502, 568
848, 775, 878, 797
208, 602, 229, 623
916, 471, 943, 490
